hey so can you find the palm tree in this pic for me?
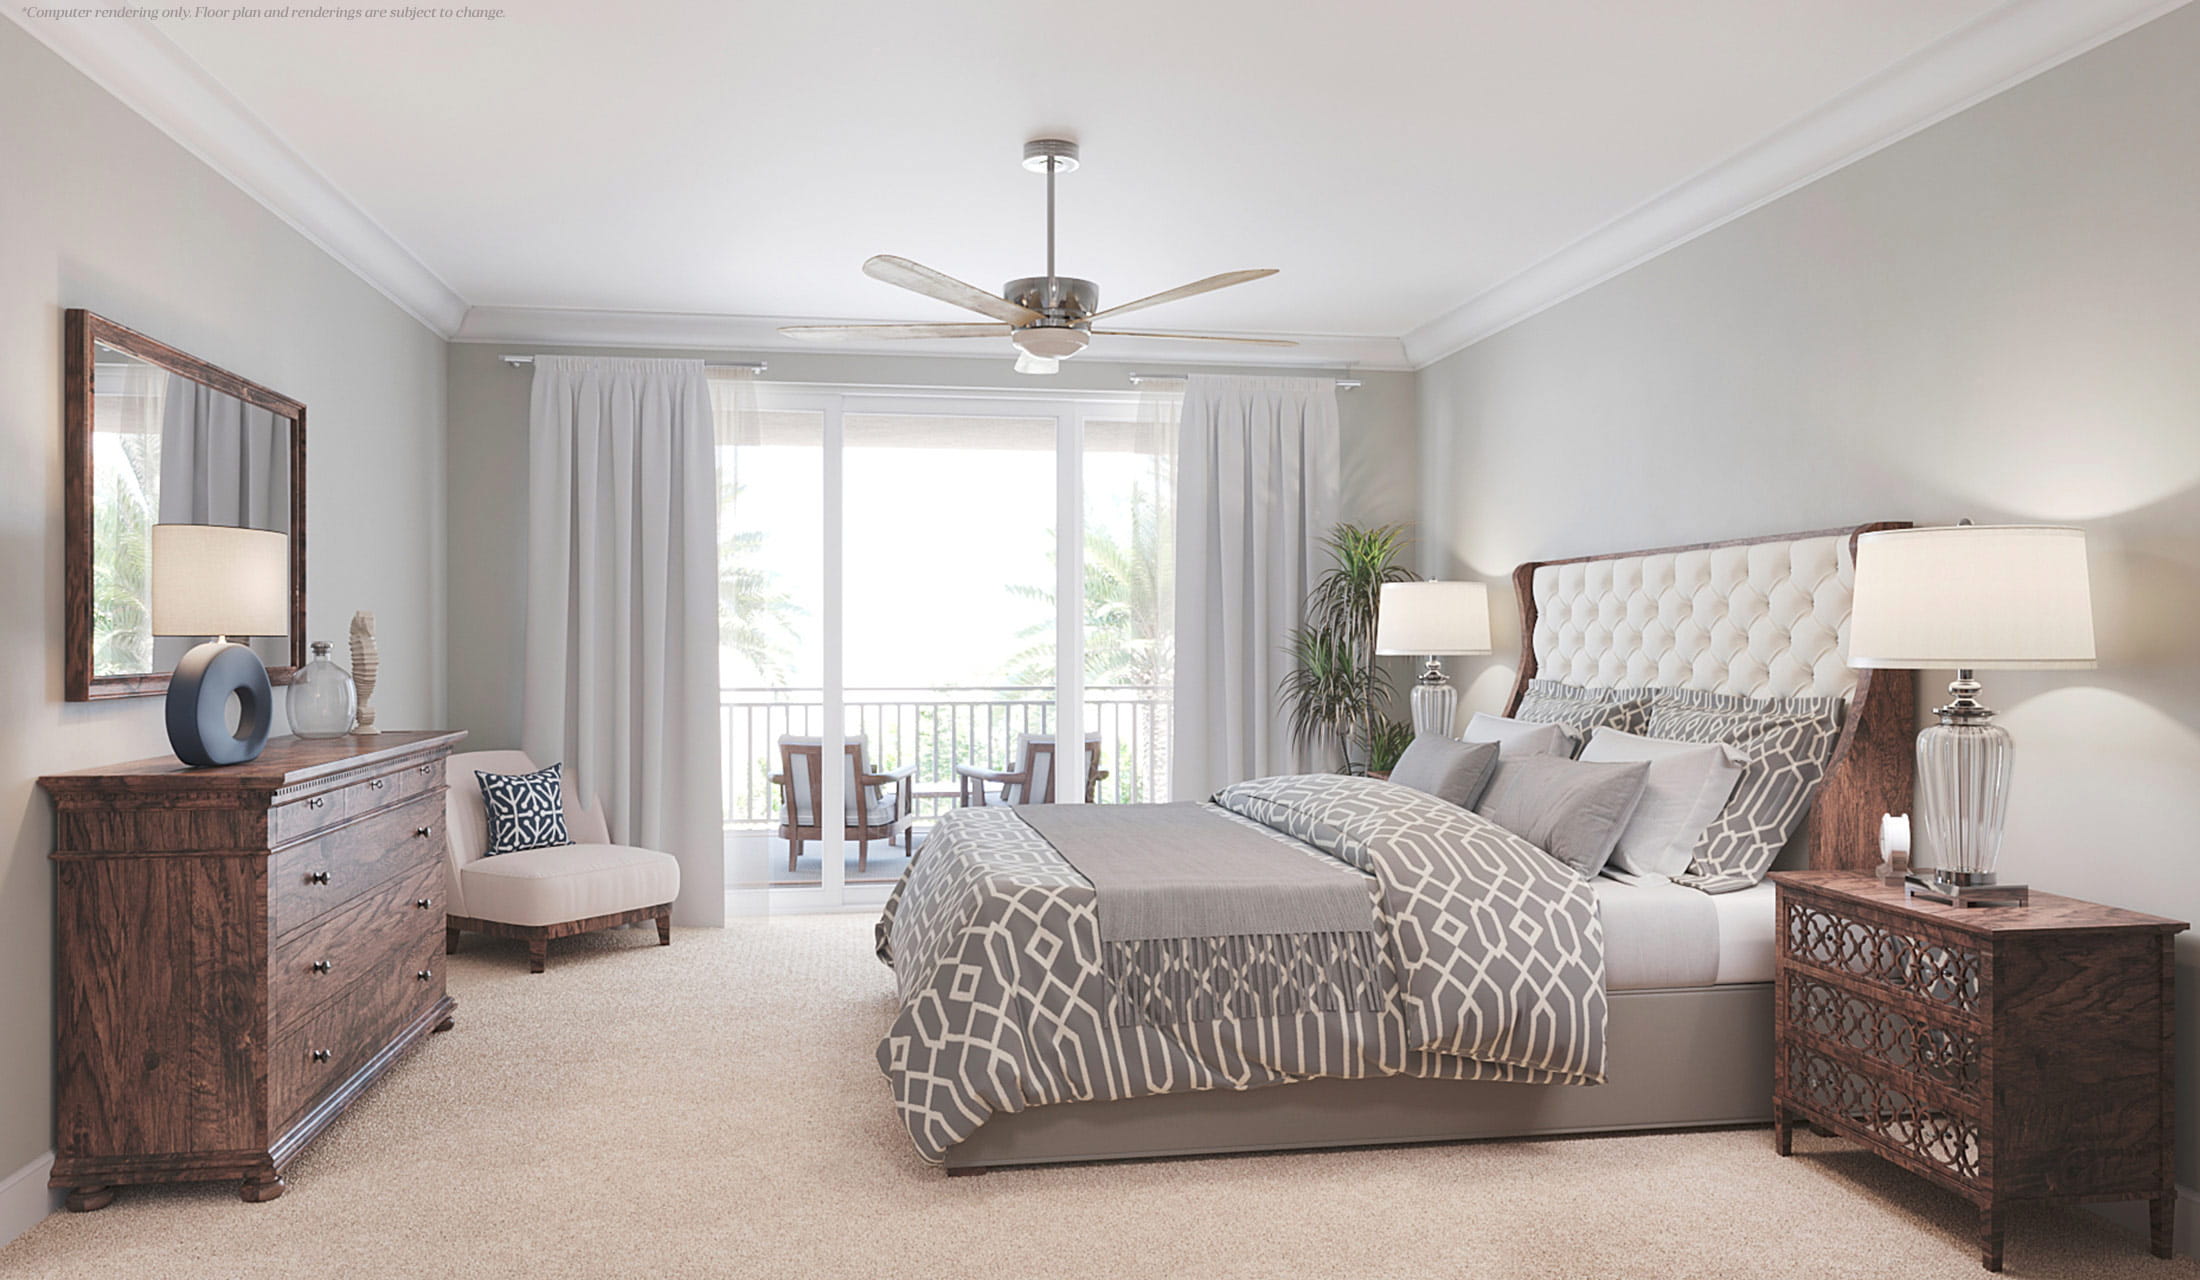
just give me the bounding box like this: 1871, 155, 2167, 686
718, 480, 803, 684
1003, 485, 1172, 688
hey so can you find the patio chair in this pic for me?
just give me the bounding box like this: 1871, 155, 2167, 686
772, 735, 916, 873
955, 732, 1109, 807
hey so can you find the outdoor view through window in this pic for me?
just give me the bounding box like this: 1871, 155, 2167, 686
718, 398, 1174, 893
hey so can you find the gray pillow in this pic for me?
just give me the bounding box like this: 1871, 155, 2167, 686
1386, 736, 1500, 810
1473, 755, 1652, 879
1514, 679, 1658, 740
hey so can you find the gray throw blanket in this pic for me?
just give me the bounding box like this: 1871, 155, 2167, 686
1017, 802, 1375, 941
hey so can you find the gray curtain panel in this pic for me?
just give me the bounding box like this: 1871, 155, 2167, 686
1171, 375, 1341, 798
522, 356, 724, 925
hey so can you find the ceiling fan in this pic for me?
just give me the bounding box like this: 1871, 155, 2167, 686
780, 138, 1291, 373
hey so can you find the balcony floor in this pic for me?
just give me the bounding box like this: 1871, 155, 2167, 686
728, 827, 923, 889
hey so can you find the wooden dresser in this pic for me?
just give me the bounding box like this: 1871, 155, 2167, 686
1771, 870, 2185, 1271
40, 731, 466, 1210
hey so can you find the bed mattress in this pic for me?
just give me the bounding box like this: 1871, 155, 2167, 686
1593, 877, 1775, 990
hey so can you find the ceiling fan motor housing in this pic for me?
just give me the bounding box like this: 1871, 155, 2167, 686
1003, 275, 1099, 322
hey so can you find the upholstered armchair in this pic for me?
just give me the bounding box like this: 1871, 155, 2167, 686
772, 735, 916, 873
443, 749, 680, 973
955, 732, 1108, 807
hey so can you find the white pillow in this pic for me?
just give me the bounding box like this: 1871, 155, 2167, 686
1578, 727, 1746, 880
1461, 712, 1575, 760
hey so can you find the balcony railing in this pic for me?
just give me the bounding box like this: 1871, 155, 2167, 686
721, 685, 1172, 826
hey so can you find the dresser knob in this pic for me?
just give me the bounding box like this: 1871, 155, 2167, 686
370, 778, 386, 790
306, 871, 331, 886
415, 826, 432, 838
416, 969, 433, 982
416, 898, 433, 910
311, 960, 332, 974
310, 1049, 331, 1063
307, 797, 326, 810
419, 763, 432, 776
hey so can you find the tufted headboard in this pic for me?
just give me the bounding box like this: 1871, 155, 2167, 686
1502, 523, 1915, 871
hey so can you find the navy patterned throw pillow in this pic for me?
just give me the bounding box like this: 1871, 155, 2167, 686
475, 763, 573, 856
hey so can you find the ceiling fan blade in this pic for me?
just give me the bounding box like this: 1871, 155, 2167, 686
778, 323, 1012, 341
1084, 269, 1279, 322
862, 255, 1041, 325
1088, 329, 1299, 347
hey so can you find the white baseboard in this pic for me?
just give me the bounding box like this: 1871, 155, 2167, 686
2087, 1184, 2200, 1258
0, 1150, 61, 1252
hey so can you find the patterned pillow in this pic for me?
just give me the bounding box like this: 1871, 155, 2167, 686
1513, 680, 1657, 748
475, 763, 573, 856
1645, 691, 1845, 893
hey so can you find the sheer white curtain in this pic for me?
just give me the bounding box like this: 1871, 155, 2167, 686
523, 356, 725, 926
706, 367, 769, 915
1171, 374, 1341, 799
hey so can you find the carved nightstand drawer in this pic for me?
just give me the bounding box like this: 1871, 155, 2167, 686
1771, 871, 2184, 1272
1782, 894, 1985, 1018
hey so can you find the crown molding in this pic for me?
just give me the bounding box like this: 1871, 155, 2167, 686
1401, 0, 2194, 368
454, 306, 1414, 370
3, 5, 468, 336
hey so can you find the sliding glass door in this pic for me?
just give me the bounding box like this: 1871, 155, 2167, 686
716, 384, 1173, 911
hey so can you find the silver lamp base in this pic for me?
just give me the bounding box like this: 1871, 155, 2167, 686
1409, 657, 1458, 739
1905, 871, 2030, 908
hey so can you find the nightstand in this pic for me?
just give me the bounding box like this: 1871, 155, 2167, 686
1771, 870, 2185, 1272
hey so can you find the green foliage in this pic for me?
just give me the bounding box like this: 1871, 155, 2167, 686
1365, 718, 1416, 774
1278, 523, 1417, 771
1004, 484, 1172, 688
91, 433, 159, 674
719, 480, 803, 683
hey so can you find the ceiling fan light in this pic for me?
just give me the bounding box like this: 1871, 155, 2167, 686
1011, 327, 1090, 360
1014, 351, 1060, 376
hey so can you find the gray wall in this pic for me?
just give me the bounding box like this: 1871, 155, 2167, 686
1418, 5, 2200, 1184
447, 345, 1417, 749
0, 23, 449, 1187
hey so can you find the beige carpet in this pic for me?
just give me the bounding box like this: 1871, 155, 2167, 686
3, 915, 2191, 1280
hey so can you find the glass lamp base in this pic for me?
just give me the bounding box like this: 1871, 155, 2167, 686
1409, 669, 1458, 739
1913, 673, 2016, 899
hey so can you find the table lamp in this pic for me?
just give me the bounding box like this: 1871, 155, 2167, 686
1848, 523, 2095, 906
1375, 580, 1492, 739
151, 524, 290, 767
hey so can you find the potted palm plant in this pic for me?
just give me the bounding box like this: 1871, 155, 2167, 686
1279, 524, 1417, 773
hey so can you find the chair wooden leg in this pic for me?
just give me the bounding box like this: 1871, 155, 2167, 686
656, 909, 671, 946
858, 836, 870, 874
528, 938, 547, 974
789, 837, 802, 873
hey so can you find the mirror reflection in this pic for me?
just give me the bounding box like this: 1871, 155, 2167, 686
89, 341, 294, 680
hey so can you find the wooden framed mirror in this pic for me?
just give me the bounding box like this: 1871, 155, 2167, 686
65, 310, 307, 700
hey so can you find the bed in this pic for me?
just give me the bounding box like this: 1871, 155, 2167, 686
877, 523, 1915, 1173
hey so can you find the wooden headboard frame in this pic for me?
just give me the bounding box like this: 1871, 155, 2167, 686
1501, 522, 1915, 872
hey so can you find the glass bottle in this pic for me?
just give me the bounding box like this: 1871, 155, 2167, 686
288, 640, 357, 738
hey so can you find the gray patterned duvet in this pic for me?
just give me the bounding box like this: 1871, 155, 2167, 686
873, 773, 1608, 1164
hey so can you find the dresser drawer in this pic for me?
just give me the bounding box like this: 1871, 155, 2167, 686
1780, 893, 1986, 1021
272, 926, 446, 1129
270, 857, 444, 1029
270, 794, 446, 939
270, 760, 445, 846
1784, 971, 1984, 1093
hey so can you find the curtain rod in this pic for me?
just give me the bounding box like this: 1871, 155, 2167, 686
1128, 372, 1360, 390
499, 355, 767, 371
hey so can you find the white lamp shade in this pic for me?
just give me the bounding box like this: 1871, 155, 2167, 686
1375, 581, 1492, 656
1849, 525, 2095, 670
150, 524, 291, 638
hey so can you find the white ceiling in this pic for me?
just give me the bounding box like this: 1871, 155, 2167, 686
19, 0, 2181, 362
